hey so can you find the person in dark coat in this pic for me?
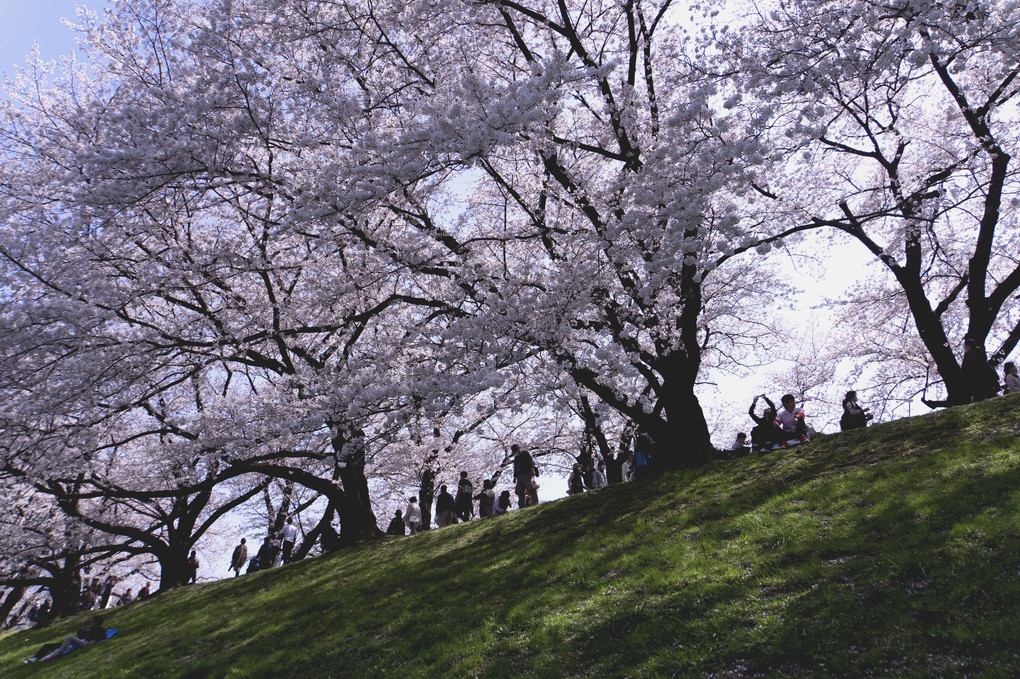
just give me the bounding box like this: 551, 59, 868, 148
512, 445, 539, 507
475, 479, 496, 518
386, 509, 406, 536
454, 471, 474, 522
961, 338, 1000, 402
748, 394, 785, 451
840, 390, 873, 431
187, 551, 199, 584
435, 485, 457, 527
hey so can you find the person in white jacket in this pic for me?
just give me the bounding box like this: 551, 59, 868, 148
403, 497, 422, 534
621, 453, 635, 482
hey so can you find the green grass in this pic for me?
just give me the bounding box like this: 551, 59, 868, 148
4, 396, 1020, 678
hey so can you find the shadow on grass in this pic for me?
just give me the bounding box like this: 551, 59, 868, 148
3, 398, 1019, 678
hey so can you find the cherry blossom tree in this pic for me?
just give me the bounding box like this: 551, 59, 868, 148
734, 0, 1020, 406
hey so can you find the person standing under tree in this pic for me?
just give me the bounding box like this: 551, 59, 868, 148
621, 452, 635, 482
475, 479, 496, 518
435, 485, 457, 527
567, 464, 588, 495
281, 518, 299, 564
633, 428, 654, 479
386, 509, 406, 536
512, 444, 540, 507
404, 497, 422, 533
187, 551, 199, 584
961, 338, 1000, 402
1003, 362, 1019, 394
455, 471, 474, 522
230, 538, 248, 577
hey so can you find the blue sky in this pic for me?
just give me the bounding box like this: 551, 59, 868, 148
0, 1, 108, 75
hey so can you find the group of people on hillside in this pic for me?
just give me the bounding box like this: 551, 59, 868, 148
235, 517, 303, 576
733, 387, 887, 454
735, 393, 813, 454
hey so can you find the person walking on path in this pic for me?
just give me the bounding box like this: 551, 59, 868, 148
281, 518, 300, 564
99, 576, 116, 609
404, 497, 422, 533
230, 538, 248, 577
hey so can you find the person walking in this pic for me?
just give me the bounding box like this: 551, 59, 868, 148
230, 538, 248, 577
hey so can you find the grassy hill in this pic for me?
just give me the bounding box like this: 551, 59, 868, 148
3, 396, 1020, 678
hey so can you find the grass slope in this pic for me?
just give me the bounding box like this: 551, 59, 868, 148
3, 397, 1020, 678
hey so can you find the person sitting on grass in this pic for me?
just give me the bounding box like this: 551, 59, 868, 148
27, 616, 108, 663
748, 394, 785, 452
775, 394, 809, 445
839, 390, 873, 431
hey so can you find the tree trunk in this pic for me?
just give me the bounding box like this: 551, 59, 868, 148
651, 350, 715, 467
49, 553, 83, 618
0, 587, 25, 626
332, 431, 381, 546
293, 501, 336, 561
